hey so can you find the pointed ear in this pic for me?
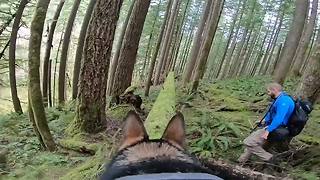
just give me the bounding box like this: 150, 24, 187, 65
162, 112, 185, 149
119, 111, 148, 150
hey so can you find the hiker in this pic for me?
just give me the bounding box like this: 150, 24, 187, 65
238, 83, 295, 163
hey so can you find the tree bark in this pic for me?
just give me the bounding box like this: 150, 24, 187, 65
58, 0, 81, 105
111, 0, 151, 98
72, 0, 96, 99
182, 0, 212, 85
48, 59, 52, 107
273, 0, 308, 85
53, 28, 65, 107
154, 0, 180, 85
28, 0, 55, 151
144, 0, 172, 96
271, 43, 283, 75
9, 0, 28, 114
191, 0, 224, 92
42, 0, 65, 106
292, 0, 318, 76
107, 0, 135, 96
74, 0, 123, 133
296, 30, 320, 105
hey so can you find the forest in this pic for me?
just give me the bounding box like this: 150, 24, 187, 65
0, 0, 319, 179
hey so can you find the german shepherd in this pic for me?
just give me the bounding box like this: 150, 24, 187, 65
100, 111, 222, 180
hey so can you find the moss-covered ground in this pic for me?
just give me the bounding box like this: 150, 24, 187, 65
0, 76, 319, 179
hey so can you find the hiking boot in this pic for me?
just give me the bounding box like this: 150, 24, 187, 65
238, 149, 251, 163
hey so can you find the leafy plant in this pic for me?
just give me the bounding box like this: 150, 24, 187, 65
188, 111, 246, 158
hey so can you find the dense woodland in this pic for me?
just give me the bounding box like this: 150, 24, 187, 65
0, 0, 319, 179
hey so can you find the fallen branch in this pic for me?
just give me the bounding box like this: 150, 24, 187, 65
204, 160, 280, 180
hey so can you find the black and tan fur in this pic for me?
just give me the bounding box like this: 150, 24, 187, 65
100, 111, 216, 179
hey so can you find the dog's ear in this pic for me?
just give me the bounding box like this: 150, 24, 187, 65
162, 112, 185, 149
119, 111, 148, 150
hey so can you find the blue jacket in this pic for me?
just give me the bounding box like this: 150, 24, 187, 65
265, 92, 295, 132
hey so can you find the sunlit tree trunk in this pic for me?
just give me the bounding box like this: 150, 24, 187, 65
28, 0, 56, 151
9, 0, 28, 114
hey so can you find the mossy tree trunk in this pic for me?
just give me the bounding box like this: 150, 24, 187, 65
107, 0, 135, 96
28, 0, 55, 151
9, 0, 28, 114
72, 0, 97, 100
296, 29, 320, 105
42, 0, 65, 106
74, 0, 123, 133
111, 0, 151, 98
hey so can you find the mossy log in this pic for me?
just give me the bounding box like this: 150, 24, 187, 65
145, 72, 176, 139
59, 138, 99, 155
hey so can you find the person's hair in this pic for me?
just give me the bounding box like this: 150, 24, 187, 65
266, 82, 282, 92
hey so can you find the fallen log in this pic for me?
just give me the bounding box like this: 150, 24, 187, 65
204, 160, 282, 180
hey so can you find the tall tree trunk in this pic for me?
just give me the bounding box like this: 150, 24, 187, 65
273, 0, 308, 85
171, 0, 191, 72
292, 0, 318, 76
191, 0, 224, 92
9, 0, 28, 114
111, 0, 151, 98
140, 1, 161, 80
107, 0, 135, 96
72, 0, 96, 99
239, 25, 261, 75
258, 5, 283, 75
144, 0, 172, 96
28, 0, 55, 151
229, 0, 256, 77
42, 0, 65, 106
182, 0, 212, 85
215, 0, 241, 78
296, 30, 320, 105
218, 0, 247, 79
58, 0, 81, 105
48, 59, 52, 107
264, 9, 284, 75
53, 29, 65, 107
74, 0, 123, 133
154, 0, 180, 85
271, 43, 283, 75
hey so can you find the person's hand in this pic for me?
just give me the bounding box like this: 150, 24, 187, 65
255, 120, 265, 126
261, 129, 269, 140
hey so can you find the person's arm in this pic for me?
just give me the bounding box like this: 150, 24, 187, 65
266, 101, 290, 132
264, 112, 271, 124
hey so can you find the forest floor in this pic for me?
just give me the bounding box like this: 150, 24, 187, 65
0, 76, 319, 180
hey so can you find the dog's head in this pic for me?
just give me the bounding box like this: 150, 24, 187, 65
101, 111, 215, 179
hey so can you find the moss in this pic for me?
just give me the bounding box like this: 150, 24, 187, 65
60, 144, 110, 180
144, 72, 176, 139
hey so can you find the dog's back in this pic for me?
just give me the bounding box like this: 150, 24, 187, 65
101, 111, 222, 180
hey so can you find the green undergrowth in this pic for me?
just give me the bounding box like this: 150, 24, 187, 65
0, 75, 319, 179
178, 76, 320, 179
